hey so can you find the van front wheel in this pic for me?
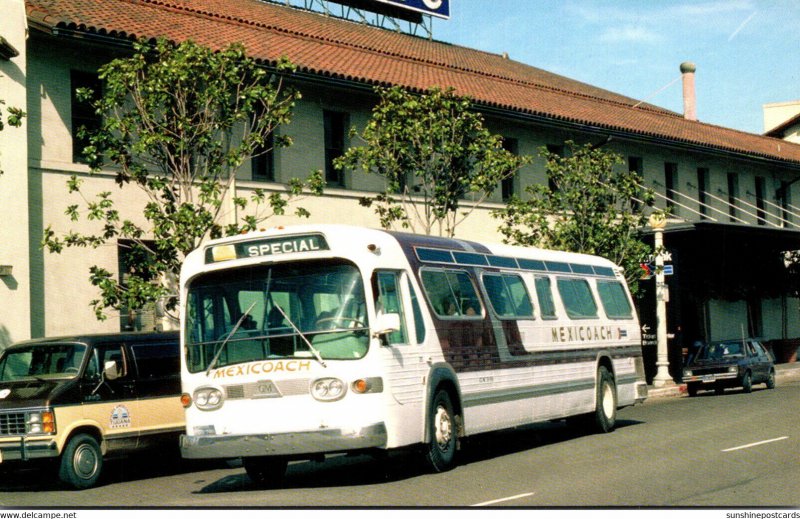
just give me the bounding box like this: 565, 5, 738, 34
59, 434, 103, 489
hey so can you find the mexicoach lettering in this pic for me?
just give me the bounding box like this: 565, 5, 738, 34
213, 360, 312, 379
552, 325, 614, 343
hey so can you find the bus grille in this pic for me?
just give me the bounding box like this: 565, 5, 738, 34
0, 412, 26, 435
224, 379, 310, 400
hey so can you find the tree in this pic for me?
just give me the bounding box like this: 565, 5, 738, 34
0, 99, 25, 176
335, 86, 531, 236
43, 38, 323, 322
493, 140, 654, 292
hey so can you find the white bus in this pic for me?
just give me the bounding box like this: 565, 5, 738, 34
178, 225, 647, 486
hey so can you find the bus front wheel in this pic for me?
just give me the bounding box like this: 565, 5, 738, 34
424, 390, 458, 473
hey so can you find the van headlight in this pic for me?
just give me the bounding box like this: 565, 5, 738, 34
193, 387, 224, 411
311, 378, 346, 402
26, 410, 56, 435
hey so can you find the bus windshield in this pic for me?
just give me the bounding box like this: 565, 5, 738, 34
185, 260, 370, 373
0, 343, 88, 381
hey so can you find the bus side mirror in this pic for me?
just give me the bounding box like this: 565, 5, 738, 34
103, 360, 121, 381
373, 313, 401, 339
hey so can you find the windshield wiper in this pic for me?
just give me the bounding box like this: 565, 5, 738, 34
205, 301, 258, 377
273, 304, 327, 368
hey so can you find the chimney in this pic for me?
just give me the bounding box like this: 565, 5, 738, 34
680, 61, 697, 121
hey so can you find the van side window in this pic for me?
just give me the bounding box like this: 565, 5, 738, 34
483, 273, 534, 319
374, 271, 409, 345
557, 278, 599, 319
131, 340, 180, 397
596, 280, 634, 319
131, 341, 180, 380
535, 276, 558, 319
421, 269, 483, 318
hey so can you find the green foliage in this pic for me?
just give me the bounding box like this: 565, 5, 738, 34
42, 38, 323, 321
494, 141, 654, 292
0, 99, 25, 176
337, 86, 531, 236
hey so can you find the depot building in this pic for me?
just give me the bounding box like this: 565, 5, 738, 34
3, 0, 800, 383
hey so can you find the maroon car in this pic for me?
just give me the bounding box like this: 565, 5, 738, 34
682, 339, 776, 396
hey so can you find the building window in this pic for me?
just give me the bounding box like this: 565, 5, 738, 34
546, 144, 564, 192
664, 162, 678, 213
70, 70, 102, 163
727, 172, 739, 222
697, 168, 709, 219
629, 156, 643, 210
118, 240, 157, 331
324, 110, 348, 186
501, 137, 519, 201
252, 131, 275, 182
779, 180, 792, 227
755, 176, 767, 225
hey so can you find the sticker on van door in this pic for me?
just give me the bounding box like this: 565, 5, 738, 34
110, 405, 131, 428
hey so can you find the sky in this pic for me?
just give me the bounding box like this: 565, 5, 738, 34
429, 0, 800, 135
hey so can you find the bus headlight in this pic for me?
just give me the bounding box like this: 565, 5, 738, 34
193, 387, 224, 411
311, 378, 346, 402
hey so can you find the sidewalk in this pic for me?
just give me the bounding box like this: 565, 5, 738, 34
646, 361, 800, 399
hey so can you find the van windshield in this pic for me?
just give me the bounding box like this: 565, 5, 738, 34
184, 260, 370, 373
0, 343, 88, 381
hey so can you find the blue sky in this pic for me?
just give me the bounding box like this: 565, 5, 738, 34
430, 1, 800, 135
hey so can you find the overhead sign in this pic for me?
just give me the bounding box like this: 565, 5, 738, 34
375, 0, 450, 19
205, 234, 330, 263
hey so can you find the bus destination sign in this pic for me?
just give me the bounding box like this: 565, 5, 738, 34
205, 234, 330, 263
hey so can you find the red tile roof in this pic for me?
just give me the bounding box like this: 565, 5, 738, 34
25, 0, 800, 166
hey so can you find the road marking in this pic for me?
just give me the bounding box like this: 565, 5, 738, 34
471, 492, 535, 507
722, 436, 789, 452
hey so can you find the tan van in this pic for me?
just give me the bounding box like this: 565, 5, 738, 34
0, 331, 182, 489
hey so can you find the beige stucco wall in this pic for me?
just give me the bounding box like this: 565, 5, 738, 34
14, 30, 800, 340
0, 0, 31, 346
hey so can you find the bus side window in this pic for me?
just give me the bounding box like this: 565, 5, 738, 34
596, 280, 633, 319
408, 281, 426, 344
557, 278, 599, 319
374, 271, 409, 345
535, 276, 558, 319
483, 273, 534, 319
421, 269, 483, 318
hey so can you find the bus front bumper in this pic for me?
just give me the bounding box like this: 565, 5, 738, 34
180, 422, 388, 459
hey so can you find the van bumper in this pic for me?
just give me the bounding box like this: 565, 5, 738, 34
0, 437, 59, 462
180, 422, 387, 459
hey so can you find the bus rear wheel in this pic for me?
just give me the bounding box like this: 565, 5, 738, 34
424, 390, 458, 473
593, 366, 617, 433
243, 456, 288, 488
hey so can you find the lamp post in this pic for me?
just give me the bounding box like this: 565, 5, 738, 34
650, 212, 674, 387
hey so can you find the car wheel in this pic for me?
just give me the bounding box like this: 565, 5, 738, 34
423, 389, 458, 472
742, 371, 753, 393
766, 369, 776, 389
243, 456, 288, 488
59, 433, 103, 490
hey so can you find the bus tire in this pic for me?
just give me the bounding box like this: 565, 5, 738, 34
593, 366, 617, 433
424, 390, 457, 473
243, 456, 288, 488
58, 433, 103, 490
